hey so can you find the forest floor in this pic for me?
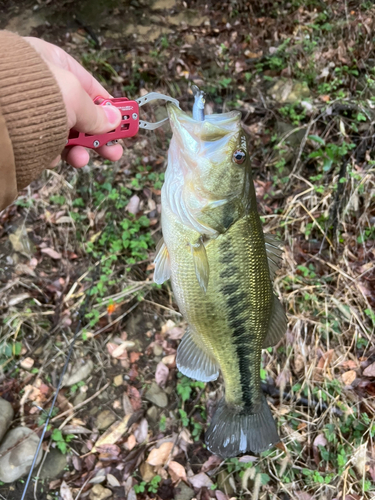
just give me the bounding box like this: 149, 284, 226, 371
0, 0, 375, 499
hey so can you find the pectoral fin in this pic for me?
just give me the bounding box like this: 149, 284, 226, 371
153, 238, 171, 284
190, 237, 209, 292
264, 234, 283, 280
263, 295, 287, 348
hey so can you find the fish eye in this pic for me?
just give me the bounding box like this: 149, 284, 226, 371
233, 149, 246, 165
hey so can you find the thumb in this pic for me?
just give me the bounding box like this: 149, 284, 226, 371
53, 65, 122, 134
74, 90, 122, 134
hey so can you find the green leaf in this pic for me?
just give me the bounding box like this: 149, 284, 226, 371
308, 135, 325, 145
51, 429, 63, 442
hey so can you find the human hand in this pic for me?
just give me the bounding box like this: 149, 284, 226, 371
24, 37, 123, 168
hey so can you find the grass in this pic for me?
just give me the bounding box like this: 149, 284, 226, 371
0, 1, 375, 499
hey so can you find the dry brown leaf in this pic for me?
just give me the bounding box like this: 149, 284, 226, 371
167, 327, 184, 339
215, 492, 229, 500
168, 461, 187, 483
62, 425, 91, 435
342, 370, 356, 386
363, 362, 375, 377
155, 361, 169, 387
162, 354, 176, 366
126, 195, 140, 214
123, 393, 134, 415
107, 342, 128, 360
106, 474, 121, 487
189, 472, 213, 489
341, 360, 358, 370
295, 492, 313, 500
134, 418, 148, 443
125, 434, 137, 451
313, 434, 327, 449
140, 462, 155, 482
60, 481, 73, 500
201, 454, 222, 472
112, 341, 135, 358
238, 455, 258, 463
146, 441, 174, 466
130, 352, 142, 363
9, 293, 31, 306
41, 247, 62, 259
161, 320, 176, 334
20, 357, 34, 370
294, 353, 305, 373
92, 415, 131, 452
317, 349, 335, 370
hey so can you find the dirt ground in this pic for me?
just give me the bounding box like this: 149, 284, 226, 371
0, 1, 375, 499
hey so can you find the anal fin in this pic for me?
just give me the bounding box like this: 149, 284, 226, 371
263, 295, 287, 348
153, 238, 171, 284
177, 328, 219, 382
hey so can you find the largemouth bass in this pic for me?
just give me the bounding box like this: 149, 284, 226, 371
154, 87, 287, 458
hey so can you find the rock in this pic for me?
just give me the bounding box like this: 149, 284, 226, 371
95, 410, 116, 430
0, 427, 43, 483
89, 484, 112, 500
168, 10, 209, 26
144, 383, 168, 408
73, 391, 87, 406
267, 79, 310, 104
152, 0, 176, 9
20, 357, 34, 370
40, 448, 67, 479
0, 398, 14, 442
175, 482, 195, 500
62, 359, 94, 387
184, 34, 195, 45
153, 344, 163, 357
113, 374, 123, 387
146, 405, 159, 422
124, 24, 171, 42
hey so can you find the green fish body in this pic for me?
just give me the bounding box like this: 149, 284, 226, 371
154, 103, 287, 458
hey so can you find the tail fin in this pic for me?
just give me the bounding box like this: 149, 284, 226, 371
205, 395, 279, 458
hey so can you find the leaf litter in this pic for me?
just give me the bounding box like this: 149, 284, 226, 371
0, 0, 374, 499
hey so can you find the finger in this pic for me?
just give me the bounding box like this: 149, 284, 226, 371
25, 37, 110, 99
50, 155, 61, 168
95, 143, 124, 162
62, 146, 90, 169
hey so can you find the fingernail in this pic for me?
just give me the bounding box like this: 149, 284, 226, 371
104, 105, 121, 125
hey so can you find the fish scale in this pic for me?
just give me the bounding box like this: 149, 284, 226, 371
154, 97, 287, 458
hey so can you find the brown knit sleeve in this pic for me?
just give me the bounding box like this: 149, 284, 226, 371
0, 30, 68, 195
0, 102, 17, 211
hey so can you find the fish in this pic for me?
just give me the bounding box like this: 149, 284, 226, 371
153, 86, 287, 458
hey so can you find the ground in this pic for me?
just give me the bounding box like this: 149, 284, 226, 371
0, 1, 375, 499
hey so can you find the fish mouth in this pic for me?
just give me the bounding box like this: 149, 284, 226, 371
167, 103, 242, 144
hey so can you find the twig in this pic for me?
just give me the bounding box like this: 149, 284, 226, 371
261, 382, 343, 416
19, 266, 100, 500
51, 382, 110, 424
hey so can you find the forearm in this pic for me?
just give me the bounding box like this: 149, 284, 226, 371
0, 30, 68, 211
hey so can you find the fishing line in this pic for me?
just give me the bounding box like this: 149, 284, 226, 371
19, 189, 150, 497
20, 262, 100, 500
